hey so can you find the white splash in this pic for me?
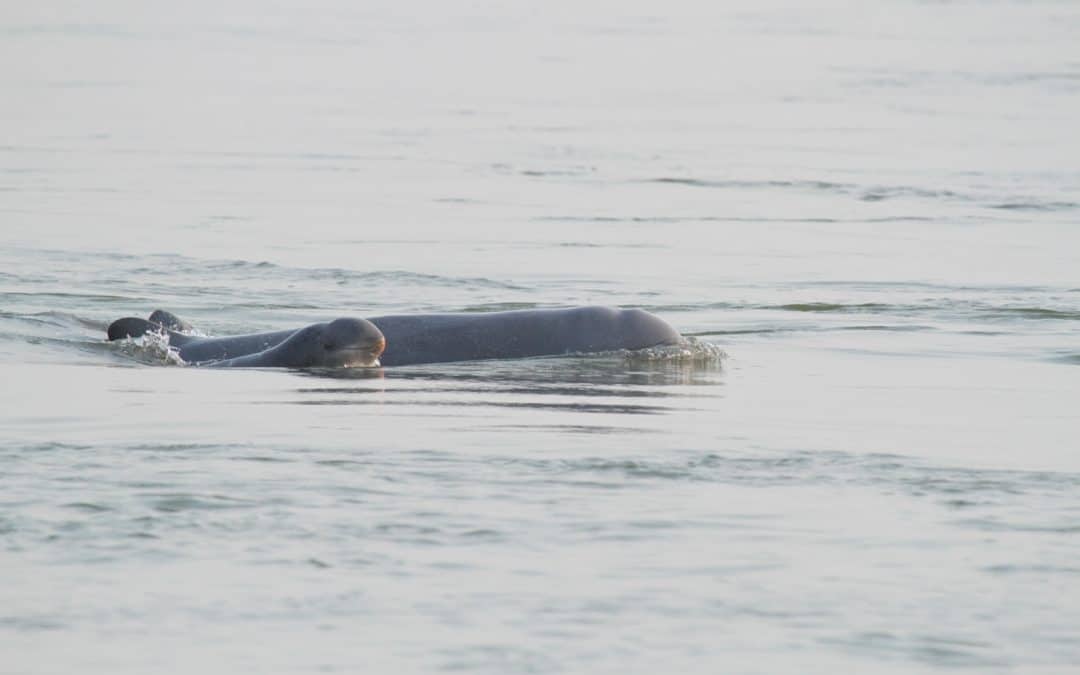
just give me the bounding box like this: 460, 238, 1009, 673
624, 337, 728, 364
115, 329, 188, 366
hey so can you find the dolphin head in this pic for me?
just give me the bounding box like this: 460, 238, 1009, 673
311, 317, 386, 368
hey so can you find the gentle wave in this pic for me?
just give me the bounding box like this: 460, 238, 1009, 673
0, 309, 105, 331
0, 291, 150, 304
775, 302, 892, 313
845, 66, 1080, 91
990, 201, 1080, 212
650, 177, 853, 191
508, 450, 1080, 499
159, 259, 527, 291
645, 177, 1077, 212
6, 247, 526, 291
456, 302, 541, 312
535, 215, 934, 224
776, 302, 1080, 321
643, 299, 1080, 321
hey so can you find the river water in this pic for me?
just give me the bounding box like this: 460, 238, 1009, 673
2, 1, 1079, 673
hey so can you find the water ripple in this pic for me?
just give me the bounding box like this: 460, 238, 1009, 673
645, 176, 1077, 212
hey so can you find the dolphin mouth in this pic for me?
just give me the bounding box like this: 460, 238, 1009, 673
335, 337, 386, 367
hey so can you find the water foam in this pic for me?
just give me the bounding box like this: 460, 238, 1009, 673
624, 337, 727, 364
114, 329, 187, 366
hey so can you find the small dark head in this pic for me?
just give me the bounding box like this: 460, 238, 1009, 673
148, 309, 194, 333
300, 317, 386, 368
108, 317, 158, 341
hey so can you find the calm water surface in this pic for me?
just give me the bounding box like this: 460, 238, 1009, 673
2, 1, 1079, 673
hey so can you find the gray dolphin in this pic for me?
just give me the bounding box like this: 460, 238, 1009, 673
107, 306, 682, 368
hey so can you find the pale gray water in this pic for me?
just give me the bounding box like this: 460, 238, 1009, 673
2, 1, 1080, 673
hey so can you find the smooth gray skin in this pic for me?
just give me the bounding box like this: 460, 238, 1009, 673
368, 306, 682, 366
108, 316, 385, 368
108, 307, 682, 367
